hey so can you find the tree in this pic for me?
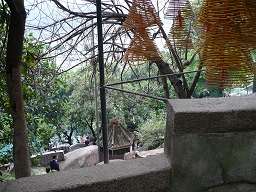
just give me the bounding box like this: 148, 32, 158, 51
5, 0, 254, 178
25, 0, 201, 100
5, 0, 30, 178
56, 61, 168, 144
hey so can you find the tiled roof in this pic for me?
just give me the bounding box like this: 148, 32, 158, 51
100, 119, 134, 150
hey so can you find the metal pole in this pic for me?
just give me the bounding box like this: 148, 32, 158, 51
94, 69, 101, 163
96, 0, 109, 164
91, 19, 101, 163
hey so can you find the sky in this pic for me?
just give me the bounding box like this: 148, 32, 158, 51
24, 0, 191, 68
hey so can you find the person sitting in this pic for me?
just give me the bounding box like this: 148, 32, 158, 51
50, 155, 60, 171
85, 136, 90, 146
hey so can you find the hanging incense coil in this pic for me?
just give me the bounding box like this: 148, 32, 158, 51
199, 25, 254, 68
122, 28, 162, 62
246, 0, 256, 21
198, 25, 256, 88
196, 24, 243, 61
203, 66, 254, 89
193, 0, 256, 89
202, 52, 255, 89
199, 26, 249, 62
232, 23, 256, 51
122, 0, 162, 63
164, 0, 194, 20
236, 0, 256, 50
122, 0, 162, 30
168, 14, 193, 49
194, 0, 251, 26
194, 0, 253, 41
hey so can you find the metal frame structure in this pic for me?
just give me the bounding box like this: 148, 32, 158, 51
96, 0, 109, 164
96, 0, 205, 164
105, 69, 205, 102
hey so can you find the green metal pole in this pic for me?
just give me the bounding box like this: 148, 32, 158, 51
96, 0, 109, 164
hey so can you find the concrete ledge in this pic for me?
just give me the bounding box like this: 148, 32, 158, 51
165, 94, 256, 192
168, 96, 256, 134
0, 154, 171, 192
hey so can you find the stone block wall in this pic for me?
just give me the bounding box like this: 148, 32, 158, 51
165, 94, 256, 192
0, 154, 171, 192
2, 94, 256, 192
31, 150, 65, 167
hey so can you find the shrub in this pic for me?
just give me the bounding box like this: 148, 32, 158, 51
0, 144, 13, 165
138, 111, 166, 144
31, 157, 39, 166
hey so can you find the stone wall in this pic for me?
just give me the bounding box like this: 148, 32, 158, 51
165, 94, 256, 192
0, 154, 171, 192
31, 150, 65, 167
1, 94, 256, 192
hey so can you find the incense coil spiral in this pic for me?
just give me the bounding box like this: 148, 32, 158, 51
168, 15, 193, 49
122, 0, 162, 30
122, 0, 162, 63
203, 67, 254, 89
194, 0, 256, 89
199, 26, 255, 69
195, 0, 251, 26
164, 0, 194, 20
122, 28, 162, 62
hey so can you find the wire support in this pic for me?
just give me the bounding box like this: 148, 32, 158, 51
104, 85, 168, 102
104, 69, 205, 87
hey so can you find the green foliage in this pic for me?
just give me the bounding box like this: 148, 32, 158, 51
0, 144, 13, 164
138, 111, 166, 143
63, 69, 97, 139
30, 158, 39, 166
28, 116, 56, 154
0, 31, 65, 158
0, 171, 15, 183
148, 138, 164, 150
0, 113, 12, 143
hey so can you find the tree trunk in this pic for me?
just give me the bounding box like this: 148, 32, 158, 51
155, 60, 187, 98
5, 0, 31, 179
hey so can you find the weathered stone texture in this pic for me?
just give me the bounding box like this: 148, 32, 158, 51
69, 143, 86, 152
0, 154, 171, 192
205, 183, 256, 192
60, 145, 98, 170
167, 96, 256, 133
165, 95, 256, 192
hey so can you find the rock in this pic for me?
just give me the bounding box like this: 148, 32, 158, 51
124, 148, 164, 160
124, 151, 136, 160
136, 148, 164, 158
69, 143, 86, 152
59, 145, 98, 170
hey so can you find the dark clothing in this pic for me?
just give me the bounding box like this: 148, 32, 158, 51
85, 136, 90, 146
85, 140, 90, 146
50, 159, 60, 171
